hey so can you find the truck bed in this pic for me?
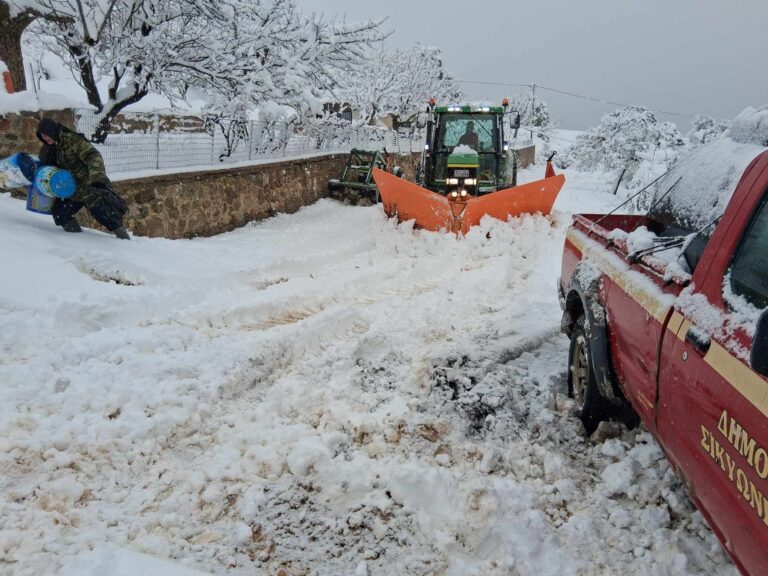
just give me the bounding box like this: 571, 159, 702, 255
570, 213, 695, 285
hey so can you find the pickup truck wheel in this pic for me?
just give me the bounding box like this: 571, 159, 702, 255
568, 317, 613, 435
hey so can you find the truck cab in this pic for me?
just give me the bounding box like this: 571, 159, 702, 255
559, 138, 768, 575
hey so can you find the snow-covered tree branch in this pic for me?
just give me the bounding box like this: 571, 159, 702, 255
342, 44, 462, 127
10, 0, 387, 142
560, 106, 685, 174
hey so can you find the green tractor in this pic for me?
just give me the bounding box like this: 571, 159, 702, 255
372, 100, 564, 234
420, 101, 522, 199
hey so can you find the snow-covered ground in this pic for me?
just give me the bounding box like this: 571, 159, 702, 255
0, 165, 737, 576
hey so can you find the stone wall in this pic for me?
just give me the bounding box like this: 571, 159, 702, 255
99, 152, 420, 238
81, 154, 352, 238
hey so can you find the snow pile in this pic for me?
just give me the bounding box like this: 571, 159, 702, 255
59, 544, 215, 576
729, 105, 768, 146
607, 226, 693, 282
0, 168, 737, 576
0, 90, 82, 114
452, 144, 478, 155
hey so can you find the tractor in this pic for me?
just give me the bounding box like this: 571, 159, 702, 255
372, 99, 565, 234
421, 101, 519, 197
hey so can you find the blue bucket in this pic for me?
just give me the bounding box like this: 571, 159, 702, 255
26, 185, 55, 215
0, 152, 38, 189
34, 166, 76, 198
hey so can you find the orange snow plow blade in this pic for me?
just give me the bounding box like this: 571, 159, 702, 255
372, 168, 565, 234
373, 169, 453, 231
462, 174, 565, 234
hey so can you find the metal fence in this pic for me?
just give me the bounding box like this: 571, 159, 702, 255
75, 109, 422, 177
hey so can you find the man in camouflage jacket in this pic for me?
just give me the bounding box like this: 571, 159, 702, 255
36, 118, 130, 239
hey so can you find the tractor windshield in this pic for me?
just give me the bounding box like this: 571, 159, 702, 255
434, 114, 500, 188
438, 114, 497, 152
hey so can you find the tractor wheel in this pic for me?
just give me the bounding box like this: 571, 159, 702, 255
568, 316, 614, 435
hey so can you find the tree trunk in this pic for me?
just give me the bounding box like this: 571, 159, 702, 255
0, 3, 35, 92
68, 44, 103, 110
91, 88, 147, 143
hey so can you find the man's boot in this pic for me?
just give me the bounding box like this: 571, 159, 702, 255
113, 226, 131, 240
61, 219, 82, 233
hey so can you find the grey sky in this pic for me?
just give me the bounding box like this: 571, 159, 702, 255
301, 0, 768, 131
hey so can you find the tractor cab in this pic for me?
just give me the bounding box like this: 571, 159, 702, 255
422, 103, 513, 197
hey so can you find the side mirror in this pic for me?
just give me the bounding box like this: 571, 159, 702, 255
751, 309, 768, 377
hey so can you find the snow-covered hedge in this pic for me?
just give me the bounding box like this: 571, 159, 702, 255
729, 105, 768, 147
688, 114, 730, 147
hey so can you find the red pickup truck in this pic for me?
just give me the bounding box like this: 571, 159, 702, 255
559, 139, 768, 575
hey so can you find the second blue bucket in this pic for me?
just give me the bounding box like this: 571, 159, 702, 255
0, 152, 38, 189
34, 166, 76, 198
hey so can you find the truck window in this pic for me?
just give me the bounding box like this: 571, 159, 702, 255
730, 194, 768, 309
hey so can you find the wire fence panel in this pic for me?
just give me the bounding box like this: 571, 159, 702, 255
75, 109, 423, 177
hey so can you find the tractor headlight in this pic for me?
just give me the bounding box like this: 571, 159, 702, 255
447, 177, 459, 185
460, 189, 468, 197
464, 178, 476, 186
450, 190, 459, 199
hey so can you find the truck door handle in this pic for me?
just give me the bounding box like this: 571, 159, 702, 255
685, 328, 711, 355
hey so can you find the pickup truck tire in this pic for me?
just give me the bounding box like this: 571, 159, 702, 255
568, 316, 614, 435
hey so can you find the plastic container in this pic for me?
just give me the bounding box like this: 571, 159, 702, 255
26, 185, 55, 214
0, 152, 38, 189
34, 165, 76, 198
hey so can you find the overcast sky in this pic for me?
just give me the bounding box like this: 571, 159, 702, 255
301, 0, 768, 131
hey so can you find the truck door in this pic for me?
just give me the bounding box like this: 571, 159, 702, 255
603, 268, 673, 426
657, 185, 768, 575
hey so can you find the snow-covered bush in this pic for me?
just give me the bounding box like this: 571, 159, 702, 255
559, 106, 685, 175
688, 114, 729, 147
729, 105, 768, 146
